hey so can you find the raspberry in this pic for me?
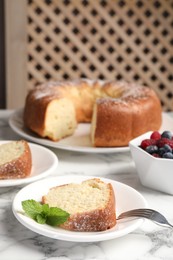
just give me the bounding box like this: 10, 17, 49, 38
152, 153, 161, 158
140, 139, 157, 149
150, 131, 161, 140
157, 138, 173, 149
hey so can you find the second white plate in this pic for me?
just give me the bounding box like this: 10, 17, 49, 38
12, 175, 147, 242
0, 141, 58, 187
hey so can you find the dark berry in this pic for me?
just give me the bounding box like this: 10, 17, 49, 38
162, 152, 173, 159
157, 138, 173, 149
140, 139, 157, 149
158, 147, 167, 156
150, 131, 161, 140
161, 131, 173, 140
145, 145, 158, 154
152, 153, 161, 158
163, 144, 172, 153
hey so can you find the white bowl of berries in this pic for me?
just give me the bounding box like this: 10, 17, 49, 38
129, 130, 173, 195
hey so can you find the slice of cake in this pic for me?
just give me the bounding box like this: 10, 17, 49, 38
0, 140, 32, 179
42, 178, 116, 231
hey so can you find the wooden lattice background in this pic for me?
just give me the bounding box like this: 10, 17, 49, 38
27, 0, 173, 111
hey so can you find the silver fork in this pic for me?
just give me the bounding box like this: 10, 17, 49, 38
117, 208, 173, 228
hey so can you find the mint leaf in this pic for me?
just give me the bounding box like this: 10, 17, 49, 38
21, 200, 70, 227
36, 214, 47, 224
42, 204, 50, 215
49, 207, 70, 217
46, 215, 69, 226
46, 207, 70, 226
22, 200, 43, 219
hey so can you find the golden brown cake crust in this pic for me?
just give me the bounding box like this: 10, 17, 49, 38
0, 140, 32, 179
23, 79, 162, 147
93, 87, 162, 147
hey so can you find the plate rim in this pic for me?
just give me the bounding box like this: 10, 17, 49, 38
0, 140, 58, 187
9, 108, 129, 154
12, 175, 148, 242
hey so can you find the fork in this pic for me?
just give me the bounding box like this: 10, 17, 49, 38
117, 208, 173, 228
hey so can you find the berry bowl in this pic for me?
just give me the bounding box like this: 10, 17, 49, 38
129, 130, 173, 195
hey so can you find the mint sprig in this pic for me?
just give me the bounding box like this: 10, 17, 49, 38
22, 199, 70, 226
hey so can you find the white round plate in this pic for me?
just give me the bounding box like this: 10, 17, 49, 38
9, 109, 172, 154
0, 141, 58, 187
12, 175, 147, 242
9, 108, 129, 153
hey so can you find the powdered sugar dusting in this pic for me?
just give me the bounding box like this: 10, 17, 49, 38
62, 207, 116, 231
0, 141, 32, 179
31, 79, 151, 102
31, 83, 61, 99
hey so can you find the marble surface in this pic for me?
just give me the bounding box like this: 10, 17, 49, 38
1, 109, 173, 260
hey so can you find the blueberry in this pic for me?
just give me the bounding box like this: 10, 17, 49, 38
161, 131, 173, 140
163, 144, 172, 153
145, 145, 158, 154
158, 144, 172, 157
158, 147, 166, 157
162, 152, 173, 159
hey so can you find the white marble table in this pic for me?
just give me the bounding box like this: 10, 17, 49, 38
1, 110, 173, 260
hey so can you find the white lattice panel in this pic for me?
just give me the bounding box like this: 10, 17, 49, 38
27, 0, 173, 111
